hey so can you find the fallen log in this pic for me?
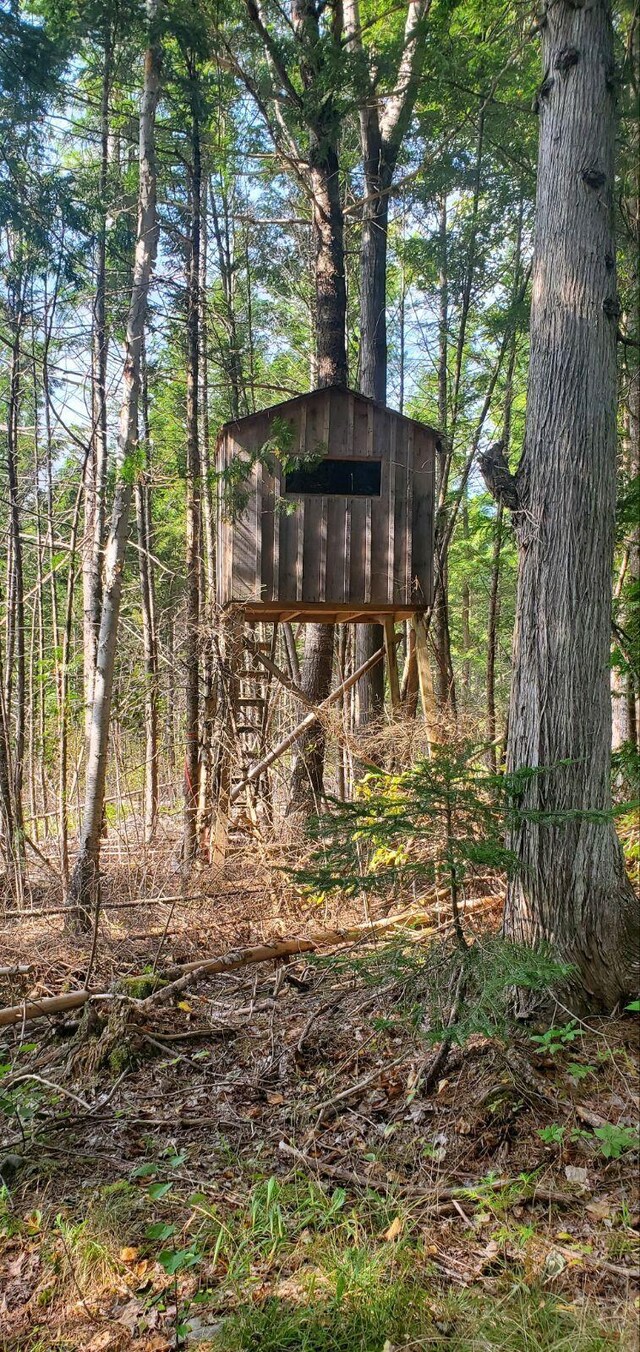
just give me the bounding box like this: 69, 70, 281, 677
0, 906, 436, 1029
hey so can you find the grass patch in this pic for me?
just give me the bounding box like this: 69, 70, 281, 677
214, 1282, 630, 1351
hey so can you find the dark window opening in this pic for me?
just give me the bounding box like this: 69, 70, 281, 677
284, 457, 381, 496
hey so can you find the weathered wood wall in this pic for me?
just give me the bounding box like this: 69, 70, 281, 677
216, 387, 437, 622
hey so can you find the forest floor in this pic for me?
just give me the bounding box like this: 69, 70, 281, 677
0, 843, 638, 1352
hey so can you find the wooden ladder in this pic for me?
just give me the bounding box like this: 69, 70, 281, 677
211, 617, 277, 864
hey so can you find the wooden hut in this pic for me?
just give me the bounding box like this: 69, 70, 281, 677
216, 386, 439, 624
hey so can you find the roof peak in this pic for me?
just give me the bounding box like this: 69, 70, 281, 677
219, 385, 439, 440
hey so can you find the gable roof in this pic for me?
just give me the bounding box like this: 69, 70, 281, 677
218, 385, 440, 443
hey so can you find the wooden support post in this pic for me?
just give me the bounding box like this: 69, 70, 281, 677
411, 613, 438, 749
400, 621, 419, 715
384, 619, 401, 712
230, 645, 385, 803
211, 610, 243, 868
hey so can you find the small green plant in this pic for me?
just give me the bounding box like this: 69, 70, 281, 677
566, 1061, 594, 1081
537, 1124, 566, 1146
592, 1123, 639, 1160
530, 1020, 581, 1054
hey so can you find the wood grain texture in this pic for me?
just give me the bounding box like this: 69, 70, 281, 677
216, 386, 436, 615
502, 0, 638, 1006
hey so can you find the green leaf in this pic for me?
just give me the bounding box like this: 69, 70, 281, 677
131, 1162, 157, 1178
625, 1000, 640, 1012
146, 1222, 176, 1242
147, 1182, 173, 1200
157, 1248, 200, 1275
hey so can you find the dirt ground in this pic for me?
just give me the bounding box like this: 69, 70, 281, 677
0, 846, 638, 1351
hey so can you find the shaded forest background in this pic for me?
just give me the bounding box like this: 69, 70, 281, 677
0, 0, 638, 889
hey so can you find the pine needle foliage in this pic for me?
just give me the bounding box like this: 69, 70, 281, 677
296, 742, 631, 923
296, 742, 532, 918
311, 932, 570, 1046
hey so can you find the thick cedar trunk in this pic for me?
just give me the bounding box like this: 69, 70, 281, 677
504, 0, 638, 1008
183, 91, 202, 866
67, 1, 162, 923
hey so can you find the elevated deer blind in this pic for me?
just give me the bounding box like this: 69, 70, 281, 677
216, 386, 438, 623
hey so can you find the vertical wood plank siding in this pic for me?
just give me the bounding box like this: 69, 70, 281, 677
216, 387, 435, 616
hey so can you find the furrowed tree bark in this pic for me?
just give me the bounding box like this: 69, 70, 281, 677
285, 0, 349, 814
502, 0, 639, 1008
288, 150, 347, 815
346, 0, 429, 728
67, 0, 162, 926
197, 170, 217, 849
240, 0, 349, 810
183, 73, 202, 868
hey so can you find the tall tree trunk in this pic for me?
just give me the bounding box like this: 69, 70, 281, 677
432, 196, 455, 717
197, 175, 217, 846
0, 636, 17, 898
67, 0, 163, 923
485, 503, 503, 772
183, 85, 202, 867
347, 0, 430, 727
58, 478, 85, 886
5, 298, 26, 873
288, 152, 347, 814
354, 167, 387, 728
135, 348, 159, 844
83, 32, 112, 742
486, 194, 524, 770
503, 0, 638, 1008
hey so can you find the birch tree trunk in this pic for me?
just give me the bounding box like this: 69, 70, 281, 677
502, 0, 638, 1008
67, 0, 163, 924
